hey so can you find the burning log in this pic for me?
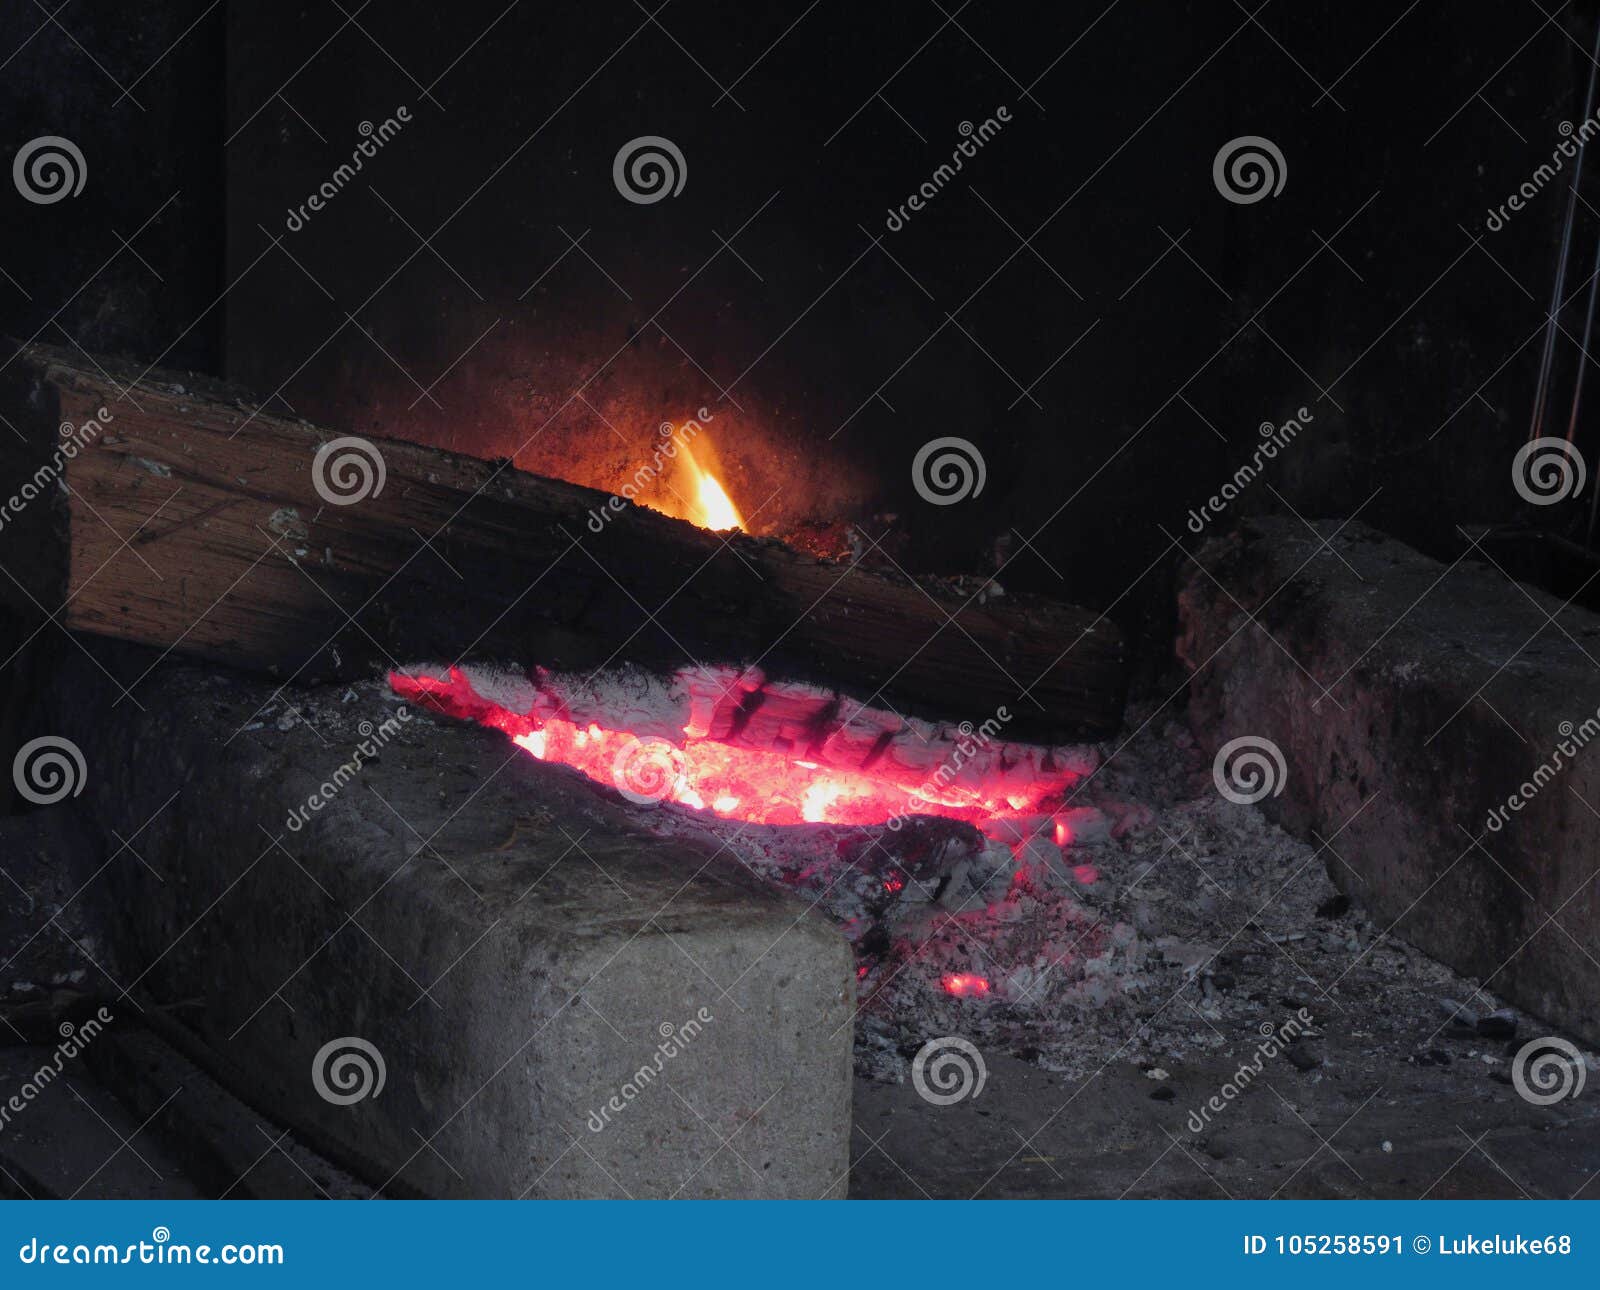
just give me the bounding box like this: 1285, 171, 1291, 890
0, 343, 1127, 738
392, 661, 1099, 827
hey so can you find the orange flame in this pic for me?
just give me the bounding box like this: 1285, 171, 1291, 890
680, 444, 743, 531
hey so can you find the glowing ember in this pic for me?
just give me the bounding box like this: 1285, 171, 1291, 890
390, 666, 1077, 832
940, 973, 992, 998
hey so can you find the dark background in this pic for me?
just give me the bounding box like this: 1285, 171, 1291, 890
2, 1, 1594, 663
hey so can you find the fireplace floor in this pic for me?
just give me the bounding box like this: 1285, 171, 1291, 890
8, 1021, 1593, 1200
850, 1046, 1600, 1198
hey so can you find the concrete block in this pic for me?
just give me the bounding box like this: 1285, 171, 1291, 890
42, 659, 854, 1197
1179, 519, 1600, 1047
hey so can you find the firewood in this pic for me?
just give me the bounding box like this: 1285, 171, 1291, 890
429, 661, 1101, 795
0, 343, 1127, 739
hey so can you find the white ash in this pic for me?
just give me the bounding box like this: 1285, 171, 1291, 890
851, 704, 1559, 1088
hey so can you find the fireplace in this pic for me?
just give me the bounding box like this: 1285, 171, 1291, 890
9, 332, 1596, 1200
3, 0, 1599, 1207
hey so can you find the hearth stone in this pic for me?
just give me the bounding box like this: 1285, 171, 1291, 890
1179, 517, 1600, 1048
39, 655, 854, 1198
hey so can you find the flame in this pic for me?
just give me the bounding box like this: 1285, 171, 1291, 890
681, 445, 743, 531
